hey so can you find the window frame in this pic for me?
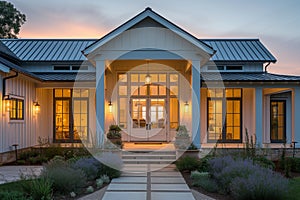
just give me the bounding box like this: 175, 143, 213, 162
207, 89, 243, 143
53, 89, 89, 143
9, 98, 24, 121
270, 100, 286, 143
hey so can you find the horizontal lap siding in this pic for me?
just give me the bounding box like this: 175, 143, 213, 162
1, 76, 38, 153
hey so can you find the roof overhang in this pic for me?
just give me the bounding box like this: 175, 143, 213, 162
0, 63, 10, 73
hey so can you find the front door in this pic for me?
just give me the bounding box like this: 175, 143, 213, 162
130, 97, 167, 141
54, 89, 89, 143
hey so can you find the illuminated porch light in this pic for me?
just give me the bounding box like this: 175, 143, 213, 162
145, 60, 151, 85
108, 101, 113, 113
33, 101, 40, 113
4, 95, 11, 112
145, 74, 151, 85
184, 101, 189, 113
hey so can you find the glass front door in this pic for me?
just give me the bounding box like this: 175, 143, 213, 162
54, 89, 89, 142
130, 98, 167, 141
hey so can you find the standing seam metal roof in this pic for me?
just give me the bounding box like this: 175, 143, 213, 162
201, 72, 300, 82
0, 39, 276, 62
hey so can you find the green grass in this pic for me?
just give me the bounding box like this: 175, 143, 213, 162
287, 177, 300, 200
0, 180, 27, 192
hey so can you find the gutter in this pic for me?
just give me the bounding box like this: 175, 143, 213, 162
264, 62, 271, 72
2, 71, 18, 99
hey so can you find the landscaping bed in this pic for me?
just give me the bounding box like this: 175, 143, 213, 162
0, 151, 123, 200
176, 152, 300, 200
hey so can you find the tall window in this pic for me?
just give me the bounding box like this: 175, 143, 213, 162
270, 100, 286, 142
207, 89, 242, 142
10, 98, 24, 120
54, 89, 89, 142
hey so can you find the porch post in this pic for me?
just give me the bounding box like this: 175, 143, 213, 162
255, 87, 263, 146
95, 59, 105, 147
192, 60, 201, 149
293, 87, 300, 148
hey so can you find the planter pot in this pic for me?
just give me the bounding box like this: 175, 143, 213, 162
174, 137, 190, 149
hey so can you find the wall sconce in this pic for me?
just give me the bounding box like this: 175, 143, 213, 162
33, 101, 40, 113
3, 95, 11, 112
184, 101, 189, 113
108, 101, 113, 113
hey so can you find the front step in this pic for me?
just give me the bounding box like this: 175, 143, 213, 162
121, 150, 176, 164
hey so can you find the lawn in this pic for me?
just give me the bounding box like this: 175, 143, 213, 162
287, 177, 300, 200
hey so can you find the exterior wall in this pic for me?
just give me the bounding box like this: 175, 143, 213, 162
36, 88, 54, 142
92, 27, 206, 61
0, 74, 42, 153
243, 88, 256, 142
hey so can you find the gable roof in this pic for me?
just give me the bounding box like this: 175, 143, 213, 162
82, 7, 215, 56
1, 39, 276, 63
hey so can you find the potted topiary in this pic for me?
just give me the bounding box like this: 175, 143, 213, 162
107, 125, 123, 148
174, 125, 190, 149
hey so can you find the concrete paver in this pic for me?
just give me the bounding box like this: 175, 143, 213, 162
102, 191, 147, 200
151, 192, 196, 200
107, 183, 147, 191
0, 166, 43, 184
111, 176, 147, 183
151, 183, 190, 191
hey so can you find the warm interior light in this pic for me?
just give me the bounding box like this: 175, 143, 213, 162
184, 101, 189, 113
108, 101, 113, 113
145, 60, 151, 85
145, 74, 151, 85
5, 99, 11, 112
33, 101, 40, 113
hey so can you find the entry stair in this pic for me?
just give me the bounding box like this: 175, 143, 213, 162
122, 150, 176, 165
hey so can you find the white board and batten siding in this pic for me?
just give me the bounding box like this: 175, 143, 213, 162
0, 75, 46, 153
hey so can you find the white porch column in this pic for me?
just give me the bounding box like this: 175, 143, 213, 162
293, 87, 300, 148
255, 87, 263, 146
95, 60, 105, 147
192, 60, 201, 149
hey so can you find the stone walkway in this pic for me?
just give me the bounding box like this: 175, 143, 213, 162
0, 166, 43, 184
0, 165, 215, 200
102, 164, 195, 200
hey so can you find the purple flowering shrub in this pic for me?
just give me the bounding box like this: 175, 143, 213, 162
230, 169, 288, 200
72, 157, 101, 181
208, 156, 288, 199
209, 156, 257, 193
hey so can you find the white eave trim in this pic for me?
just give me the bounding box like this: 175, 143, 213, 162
83, 9, 215, 56
0, 63, 10, 73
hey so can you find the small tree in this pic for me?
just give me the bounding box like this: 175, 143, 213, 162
0, 1, 26, 38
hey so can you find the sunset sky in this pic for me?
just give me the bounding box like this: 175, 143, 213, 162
8, 0, 300, 75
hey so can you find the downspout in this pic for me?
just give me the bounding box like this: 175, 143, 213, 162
264, 62, 271, 73
2, 71, 18, 99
